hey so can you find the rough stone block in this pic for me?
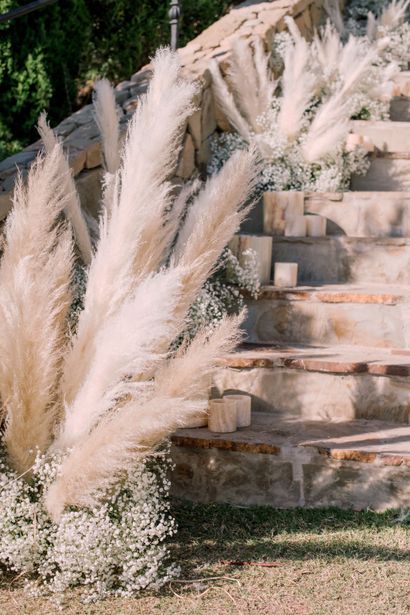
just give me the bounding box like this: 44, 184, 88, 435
176, 133, 196, 179
171, 445, 300, 507
303, 461, 410, 510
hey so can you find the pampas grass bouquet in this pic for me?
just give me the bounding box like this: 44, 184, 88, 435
0, 48, 257, 601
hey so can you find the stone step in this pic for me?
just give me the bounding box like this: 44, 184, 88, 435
212, 343, 410, 422
171, 413, 410, 510
244, 284, 410, 348
271, 236, 410, 285
243, 191, 410, 237
351, 153, 410, 192
350, 120, 410, 153
390, 97, 410, 122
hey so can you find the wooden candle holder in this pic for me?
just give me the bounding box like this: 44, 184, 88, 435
305, 215, 327, 237
208, 398, 237, 433
223, 394, 251, 427
263, 191, 305, 235
284, 215, 307, 237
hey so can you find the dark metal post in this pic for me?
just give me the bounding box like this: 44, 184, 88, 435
169, 0, 181, 52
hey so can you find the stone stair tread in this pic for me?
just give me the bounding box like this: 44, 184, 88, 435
173, 413, 410, 466
217, 342, 410, 376
256, 283, 410, 304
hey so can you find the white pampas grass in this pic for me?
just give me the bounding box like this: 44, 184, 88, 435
61, 49, 197, 406
37, 114, 93, 265
93, 79, 121, 175
0, 148, 74, 473
209, 59, 252, 140
0, 48, 257, 521
324, 0, 345, 34
277, 18, 317, 140
210, 36, 276, 139
302, 93, 351, 162
46, 313, 243, 520
54, 267, 187, 450
379, 0, 409, 29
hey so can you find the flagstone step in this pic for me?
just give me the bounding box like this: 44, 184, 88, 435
350, 120, 410, 153
243, 192, 410, 237
212, 343, 410, 422
351, 153, 410, 192
171, 413, 410, 510
244, 284, 410, 349
271, 236, 410, 285
390, 97, 410, 122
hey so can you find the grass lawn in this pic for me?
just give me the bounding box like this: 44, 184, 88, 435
0, 501, 409, 614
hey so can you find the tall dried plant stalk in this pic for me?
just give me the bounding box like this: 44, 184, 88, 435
37, 114, 93, 265
61, 49, 197, 406
0, 148, 74, 472
277, 18, 317, 140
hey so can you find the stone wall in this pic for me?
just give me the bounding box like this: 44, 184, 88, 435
0, 0, 325, 220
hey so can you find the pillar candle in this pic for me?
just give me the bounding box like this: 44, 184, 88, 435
274, 262, 298, 287
223, 394, 251, 427
345, 133, 364, 151
284, 215, 307, 237
208, 398, 237, 433
305, 215, 327, 237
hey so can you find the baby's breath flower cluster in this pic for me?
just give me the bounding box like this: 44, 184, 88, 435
0, 445, 177, 603
182, 247, 260, 342
209, 129, 370, 193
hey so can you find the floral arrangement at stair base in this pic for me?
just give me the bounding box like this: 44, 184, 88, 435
0, 49, 257, 602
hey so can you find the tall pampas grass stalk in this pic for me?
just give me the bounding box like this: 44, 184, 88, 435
277, 18, 317, 140
37, 114, 93, 265
0, 147, 74, 472
60, 49, 198, 406
93, 79, 121, 175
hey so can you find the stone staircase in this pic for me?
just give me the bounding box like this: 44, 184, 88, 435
170, 75, 410, 511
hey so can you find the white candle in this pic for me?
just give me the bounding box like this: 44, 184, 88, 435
263, 191, 304, 235
305, 215, 327, 237
274, 262, 298, 287
223, 394, 251, 427
345, 133, 364, 152
208, 398, 237, 433
285, 215, 307, 237
229, 234, 273, 285
362, 136, 375, 153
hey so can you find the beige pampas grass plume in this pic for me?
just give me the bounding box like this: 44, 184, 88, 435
61, 49, 197, 406
37, 113, 93, 265
277, 18, 317, 140
54, 266, 187, 450
0, 147, 74, 473
93, 79, 121, 175
209, 59, 252, 140
46, 313, 243, 520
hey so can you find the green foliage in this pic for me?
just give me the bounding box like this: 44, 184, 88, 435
0, 0, 90, 159
0, 0, 232, 160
